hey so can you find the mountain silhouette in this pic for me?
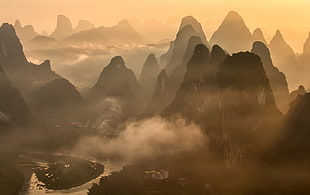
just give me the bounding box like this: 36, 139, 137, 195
299, 32, 310, 64
14, 19, 38, 42
164, 44, 225, 120
75, 20, 95, 33
164, 44, 216, 123
269, 30, 297, 89
289, 85, 306, 102
66, 19, 149, 46
269, 30, 296, 69
26, 35, 58, 49
139, 53, 160, 97
128, 18, 178, 41
29, 78, 82, 122
51, 15, 74, 40
0, 65, 29, 128
252, 28, 267, 44
148, 69, 172, 114
210, 11, 253, 53
302, 32, 310, 56
89, 56, 141, 98
0, 23, 60, 97
273, 93, 310, 162
163, 45, 280, 167
163, 44, 226, 135
168, 36, 204, 94
0, 23, 28, 74
87, 56, 144, 117
161, 16, 208, 74
30, 78, 81, 108
179, 16, 207, 44
251, 41, 289, 113
217, 52, 281, 168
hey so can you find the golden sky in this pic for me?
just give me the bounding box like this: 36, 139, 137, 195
0, 0, 309, 53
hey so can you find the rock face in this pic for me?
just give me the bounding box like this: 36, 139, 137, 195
210, 44, 227, 65
164, 44, 218, 124
165, 47, 281, 168
75, 20, 95, 32
139, 54, 160, 96
30, 78, 82, 109
217, 52, 281, 169
274, 93, 310, 162
163, 44, 227, 139
0, 23, 28, 74
168, 36, 203, 95
88, 56, 143, 117
252, 28, 267, 44
29, 78, 82, 121
0, 65, 29, 127
162, 16, 208, 74
210, 11, 253, 53
289, 85, 306, 102
154, 42, 226, 117
66, 19, 149, 46
90, 56, 140, 98
14, 20, 38, 42
51, 15, 74, 40
0, 23, 60, 97
251, 41, 289, 113
148, 69, 172, 114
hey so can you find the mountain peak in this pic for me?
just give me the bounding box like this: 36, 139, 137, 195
144, 53, 158, 66
0, 23, 28, 72
223, 11, 245, 25
302, 32, 310, 55
0, 23, 15, 33
51, 15, 74, 40
269, 30, 295, 61
252, 41, 270, 56
179, 16, 199, 30
75, 20, 95, 32
108, 56, 125, 68
210, 11, 252, 53
117, 19, 133, 28
179, 15, 207, 45
38, 60, 52, 71
210, 45, 227, 64
298, 85, 306, 91
139, 53, 160, 94
252, 28, 267, 44
56, 15, 72, 27
186, 44, 210, 70
251, 41, 290, 112
274, 30, 284, 40
180, 36, 203, 64
14, 20, 22, 30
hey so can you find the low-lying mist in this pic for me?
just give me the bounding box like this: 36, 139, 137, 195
69, 117, 208, 163
24, 43, 169, 90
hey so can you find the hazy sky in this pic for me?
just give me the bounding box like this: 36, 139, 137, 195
0, 0, 309, 52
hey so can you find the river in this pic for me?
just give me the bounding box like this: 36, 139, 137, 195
18, 159, 122, 195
